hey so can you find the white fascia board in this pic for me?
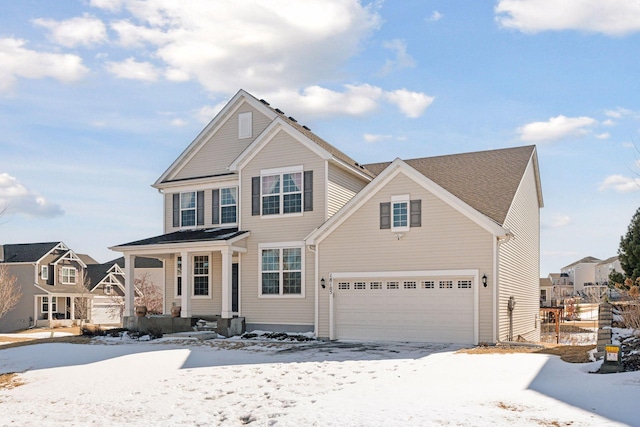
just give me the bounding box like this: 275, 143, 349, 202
53, 250, 88, 268
306, 159, 507, 245
33, 284, 51, 294
35, 242, 65, 265
154, 90, 278, 186
229, 118, 332, 172
328, 157, 374, 182
503, 149, 543, 223
156, 175, 239, 193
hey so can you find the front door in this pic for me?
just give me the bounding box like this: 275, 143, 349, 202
232, 263, 239, 313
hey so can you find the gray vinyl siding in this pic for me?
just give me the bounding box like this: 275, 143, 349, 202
239, 129, 325, 327
0, 264, 36, 333
172, 103, 272, 180
317, 173, 495, 341
498, 158, 541, 342
327, 164, 368, 217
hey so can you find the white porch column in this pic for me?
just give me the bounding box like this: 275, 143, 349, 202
221, 247, 233, 318
70, 297, 75, 320
124, 253, 136, 317
47, 296, 52, 321
181, 251, 192, 317
33, 296, 38, 326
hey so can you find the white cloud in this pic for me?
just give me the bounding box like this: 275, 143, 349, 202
92, 0, 381, 94
262, 85, 433, 119
595, 132, 610, 140
379, 39, 415, 76
33, 14, 107, 47
364, 134, 393, 143
0, 173, 64, 218
196, 103, 226, 124
105, 57, 159, 81
598, 174, 640, 193
495, 0, 640, 35
427, 11, 443, 22
517, 115, 596, 142
0, 38, 88, 92
170, 118, 187, 127
385, 89, 434, 118
548, 214, 572, 229
602, 119, 615, 126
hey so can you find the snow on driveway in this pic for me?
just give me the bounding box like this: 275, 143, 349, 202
1, 337, 639, 426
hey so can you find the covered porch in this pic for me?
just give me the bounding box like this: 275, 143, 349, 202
33, 293, 90, 328
110, 228, 249, 335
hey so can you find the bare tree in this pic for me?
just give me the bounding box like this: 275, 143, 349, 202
73, 271, 92, 326
0, 264, 21, 321
134, 273, 163, 315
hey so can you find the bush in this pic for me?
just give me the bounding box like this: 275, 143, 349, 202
147, 326, 163, 340
80, 325, 106, 337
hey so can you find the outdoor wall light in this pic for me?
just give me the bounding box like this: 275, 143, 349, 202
321, 277, 326, 289
482, 274, 488, 287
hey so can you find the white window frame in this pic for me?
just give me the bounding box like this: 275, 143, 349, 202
192, 255, 210, 298
180, 191, 197, 228
61, 267, 76, 284
42, 296, 56, 313
41, 265, 48, 280
260, 166, 304, 218
391, 195, 410, 232
105, 284, 112, 295
220, 186, 238, 225
258, 242, 305, 298
238, 111, 252, 139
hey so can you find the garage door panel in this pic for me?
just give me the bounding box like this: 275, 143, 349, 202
334, 276, 474, 343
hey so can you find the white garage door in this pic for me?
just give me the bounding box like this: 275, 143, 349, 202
91, 301, 122, 325
333, 272, 476, 344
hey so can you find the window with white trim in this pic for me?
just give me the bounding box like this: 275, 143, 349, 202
180, 192, 197, 227
458, 280, 472, 289
238, 112, 252, 139
41, 265, 48, 280
387, 281, 399, 289
220, 187, 237, 224
260, 246, 303, 296
392, 195, 409, 231
62, 267, 76, 284
439, 280, 453, 289
422, 280, 435, 289
193, 255, 209, 296
105, 285, 112, 295
42, 296, 56, 312
261, 170, 302, 215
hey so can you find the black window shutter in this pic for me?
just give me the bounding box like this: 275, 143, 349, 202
212, 189, 220, 224
252, 176, 260, 216
380, 202, 391, 229
410, 199, 422, 227
304, 170, 313, 212
48, 264, 54, 285
197, 191, 205, 225
172, 193, 180, 227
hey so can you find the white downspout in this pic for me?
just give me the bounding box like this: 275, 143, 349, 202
309, 244, 318, 338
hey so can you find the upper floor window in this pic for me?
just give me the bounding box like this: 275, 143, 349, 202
41, 265, 48, 280
380, 197, 421, 231
62, 267, 76, 284
252, 167, 313, 217
105, 285, 112, 295
259, 245, 304, 297
238, 112, 252, 139
172, 191, 204, 228
212, 187, 237, 225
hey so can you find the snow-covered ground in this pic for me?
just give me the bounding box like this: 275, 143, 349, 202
1, 334, 640, 427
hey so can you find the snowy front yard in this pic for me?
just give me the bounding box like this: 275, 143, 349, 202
1, 336, 639, 426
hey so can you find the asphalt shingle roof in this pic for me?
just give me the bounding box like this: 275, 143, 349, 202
365, 145, 538, 225
115, 228, 248, 248
0, 242, 60, 263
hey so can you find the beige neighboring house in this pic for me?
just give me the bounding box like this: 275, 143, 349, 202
539, 273, 574, 307
595, 256, 622, 286
0, 242, 97, 332
111, 89, 543, 344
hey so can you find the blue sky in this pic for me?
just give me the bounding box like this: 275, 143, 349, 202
1, 0, 639, 276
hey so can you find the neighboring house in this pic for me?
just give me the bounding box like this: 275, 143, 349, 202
539, 273, 573, 307
560, 256, 608, 298
85, 257, 164, 325
0, 242, 95, 333
595, 256, 622, 286
111, 89, 543, 345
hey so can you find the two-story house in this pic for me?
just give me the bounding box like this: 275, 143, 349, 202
112, 89, 543, 344
0, 242, 96, 332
